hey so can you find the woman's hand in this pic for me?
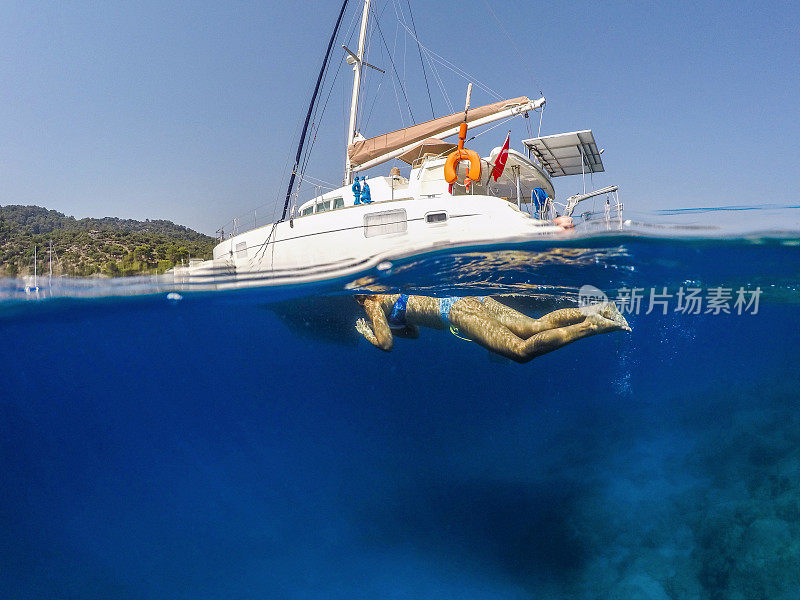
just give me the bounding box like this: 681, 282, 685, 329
355, 317, 373, 339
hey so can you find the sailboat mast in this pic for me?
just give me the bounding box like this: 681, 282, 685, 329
344, 0, 371, 185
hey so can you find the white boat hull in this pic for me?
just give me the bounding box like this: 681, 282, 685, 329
173, 195, 566, 288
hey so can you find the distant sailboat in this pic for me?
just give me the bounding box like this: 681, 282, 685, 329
24, 245, 40, 296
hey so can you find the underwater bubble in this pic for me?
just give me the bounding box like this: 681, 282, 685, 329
166, 292, 183, 303
377, 261, 393, 272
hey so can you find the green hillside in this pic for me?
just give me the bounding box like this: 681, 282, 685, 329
0, 205, 215, 277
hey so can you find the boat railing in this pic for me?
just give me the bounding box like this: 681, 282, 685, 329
215, 183, 339, 241
563, 186, 624, 229
216, 208, 274, 241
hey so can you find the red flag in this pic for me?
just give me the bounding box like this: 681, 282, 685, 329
491, 132, 510, 181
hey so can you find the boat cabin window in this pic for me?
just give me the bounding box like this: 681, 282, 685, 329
332, 197, 344, 209
425, 211, 447, 224
450, 160, 489, 196
452, 169, 530, 204
301, 206, 314, 216
315, 200, 331, 213
235, 241, 247, 258
363, 209, 407, 237
451, 179, 488, 196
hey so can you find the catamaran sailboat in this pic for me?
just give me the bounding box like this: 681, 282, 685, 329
174, 0, 622, 287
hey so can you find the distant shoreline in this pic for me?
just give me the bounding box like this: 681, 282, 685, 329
0, 205, 214, 278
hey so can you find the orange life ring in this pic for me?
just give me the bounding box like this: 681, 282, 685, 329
444, 148, 481, 186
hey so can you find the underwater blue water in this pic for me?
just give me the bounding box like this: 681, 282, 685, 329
2, 210, 800, 599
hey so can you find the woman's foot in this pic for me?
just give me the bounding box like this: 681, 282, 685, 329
597, 301, 631, 331
585, 303, 631, 333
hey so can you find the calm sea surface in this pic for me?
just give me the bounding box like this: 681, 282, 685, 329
2, 206, 799, 599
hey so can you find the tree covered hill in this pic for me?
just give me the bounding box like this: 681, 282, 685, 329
0, 205, 215, 277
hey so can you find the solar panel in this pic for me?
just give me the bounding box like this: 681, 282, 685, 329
522, 130, 604, 177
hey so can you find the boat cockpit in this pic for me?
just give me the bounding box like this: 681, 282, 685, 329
292, 129, 619, 226
294, 145, 554, 217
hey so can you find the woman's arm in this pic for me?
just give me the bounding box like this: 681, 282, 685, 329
355, 297, 393, 351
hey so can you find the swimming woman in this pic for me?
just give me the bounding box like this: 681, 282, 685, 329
355, 294, 630, 363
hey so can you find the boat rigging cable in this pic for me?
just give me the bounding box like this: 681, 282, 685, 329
403, 0, 435, 119
395, 21, 502, 100
387, 0, 452, 113
370, 7, 416, 125
232, 0, 360, 236
479, 0, 543, 98
291, 3, 362, 198
250, 0, 348, 268
297, 44, 349, 195
280, 0, 350, 223
359, 1, 402, 131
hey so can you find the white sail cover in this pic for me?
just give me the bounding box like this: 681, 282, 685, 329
348, 97, 532, 168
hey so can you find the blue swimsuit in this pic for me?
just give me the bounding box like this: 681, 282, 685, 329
438, 297, 460, 325
388, 295, 484, 331
438, 296, 484, 325
387, 294, 410, 329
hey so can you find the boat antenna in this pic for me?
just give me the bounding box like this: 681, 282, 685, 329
280, 0, 349, 222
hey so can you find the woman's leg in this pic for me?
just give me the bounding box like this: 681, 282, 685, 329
512, 313, 625, 362
481, 297, 586, 337
450, 303, 628, 363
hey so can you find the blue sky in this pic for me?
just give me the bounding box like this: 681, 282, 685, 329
2, 1, 798, 235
